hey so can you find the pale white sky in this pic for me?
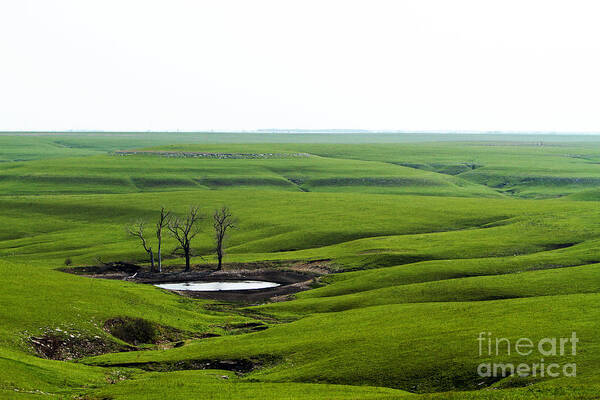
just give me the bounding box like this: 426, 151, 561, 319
1, 0, 600, 132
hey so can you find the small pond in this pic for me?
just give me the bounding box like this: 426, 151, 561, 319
155, 280, 281, 292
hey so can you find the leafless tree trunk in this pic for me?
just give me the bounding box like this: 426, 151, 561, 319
213, 206, 235, 270
168, 206, 203, 272
156, 207, 171, 273
127, 221, 155, 271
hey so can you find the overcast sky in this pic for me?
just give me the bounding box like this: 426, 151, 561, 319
1, 1, 600, 132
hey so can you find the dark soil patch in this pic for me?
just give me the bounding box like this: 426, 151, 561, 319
103, 316, 210, 346
139, 269, 316, 285
30, 317, 219, 361
168, 271, 318, 303
60, 261, 140, 279
107, 355, 281, 374
30, 333, 131, 361
62, 259, 330, 279
63, 260, 327, 303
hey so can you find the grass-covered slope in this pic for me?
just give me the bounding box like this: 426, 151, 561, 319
294, 240, 600, 299
2, 133, 600, 399
87, 370, 414, 400
86, 294, 600, 395
258, 263, 600, 314
0, 152, 500, 197
1, 190, 598, 269
8, 133, 600, 199
272, 142, 600, 199
0, 258, 254, 396
159, 141, 600, 199
0, 191, 526, 264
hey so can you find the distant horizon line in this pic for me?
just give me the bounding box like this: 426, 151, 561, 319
3, 129, 600, 135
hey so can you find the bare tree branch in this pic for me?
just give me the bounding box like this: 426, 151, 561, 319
213, 206, 236, 270
167, 206, 204, 272
127, 220, 155, 271
156, 207, 171, 273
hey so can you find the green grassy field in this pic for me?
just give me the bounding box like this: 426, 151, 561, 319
1, 132, 600, 399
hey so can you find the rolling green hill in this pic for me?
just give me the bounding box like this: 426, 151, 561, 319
1, 132, 600, 399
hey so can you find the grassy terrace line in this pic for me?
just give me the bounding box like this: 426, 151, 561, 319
1, 132, 600, 399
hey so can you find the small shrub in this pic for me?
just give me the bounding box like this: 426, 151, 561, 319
105, 317, 159, 345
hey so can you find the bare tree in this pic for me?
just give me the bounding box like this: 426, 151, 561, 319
127, 221, 155, 271
213, 206, 235, 270
156, 207, 171, 273
168, 206, 203, 272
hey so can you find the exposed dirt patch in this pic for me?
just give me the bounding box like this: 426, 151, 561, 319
29, 333, 131, 361
63, 260, 330, 303
106, 355, 281, 374
140, 268, 316, 284
62, 259, 332, 279
160, 270, 319, 303
103, 317, 209, 346
29, 317, 219, 361
60, 261, 140, 280
285, 259, 333, 275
